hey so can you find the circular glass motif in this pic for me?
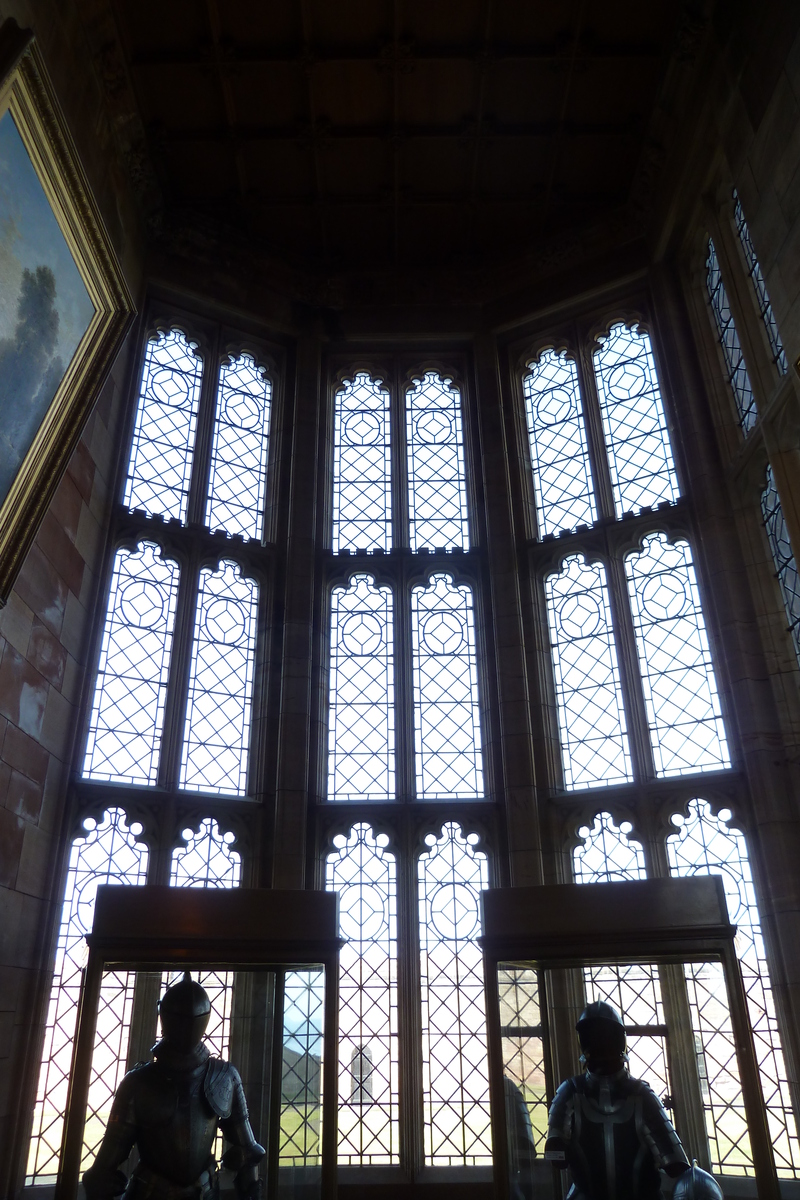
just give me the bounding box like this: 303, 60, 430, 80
119, 579, 166, 629
606, 360, 648, 400
150, 365, 191, 407
639, 572, 689, 620
415, 410, 453, 444
339, 882, 386, 941
429, 881, 478, 941
223, 389, 263, 430
205, 597, 247, 644
340, 612, 384, 656
344, 411, 383, 446
534, 386, 575, 425
421, 611, 464, 655
557, 592, 602, 639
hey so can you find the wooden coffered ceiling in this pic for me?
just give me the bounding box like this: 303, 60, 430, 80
102, 0, 695, 280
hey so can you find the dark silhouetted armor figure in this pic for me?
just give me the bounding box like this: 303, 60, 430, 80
545, 1001, 690, 1200
83, 973, 264, 1200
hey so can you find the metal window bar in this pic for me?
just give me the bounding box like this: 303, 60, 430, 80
624, 533, 730, 777
333, 373, 392, 553
761, 465, 800, 665
180, 560, 259, 796
83, 542, 180, 786
328, 575, 395, 803
325, 824, 399, 1164
124, 328, 203, 522
705, 238, 758, 434
418, 823, 491, 1166
206, 352, 273, 539
733, 191, 788, 374
25, 810, 149, 1186
544, 556, 632, 790
667, 800, 800, 1178
406, 372, 470, 552
593, 323, 681, 518
522, 349, 597, 537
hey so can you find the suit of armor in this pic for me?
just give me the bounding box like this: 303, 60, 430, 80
83, 974, 264, 1200
545, 1001, 689, 1200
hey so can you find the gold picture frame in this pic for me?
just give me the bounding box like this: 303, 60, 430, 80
0, 19, 135, 602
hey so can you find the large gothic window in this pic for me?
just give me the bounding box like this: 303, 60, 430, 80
524, 321, 729, 793
325, 362, 490, 1171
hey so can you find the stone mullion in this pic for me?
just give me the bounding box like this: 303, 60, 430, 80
186, 325, 221, 529
473, 332, 541, 885
157, 548, 199, 791
397, 813, 424, 1178
271, 329, 323, 888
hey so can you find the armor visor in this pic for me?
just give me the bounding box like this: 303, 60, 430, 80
159, 972, 212, 1051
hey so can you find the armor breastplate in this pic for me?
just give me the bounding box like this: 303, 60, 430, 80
133, 1059, 219, 1186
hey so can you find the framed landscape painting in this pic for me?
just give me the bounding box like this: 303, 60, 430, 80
0, 20, 134, 601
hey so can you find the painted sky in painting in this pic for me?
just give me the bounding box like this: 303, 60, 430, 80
0, 111, 95, 503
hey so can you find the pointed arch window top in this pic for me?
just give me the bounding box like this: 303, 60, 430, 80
406, 371, 470, 553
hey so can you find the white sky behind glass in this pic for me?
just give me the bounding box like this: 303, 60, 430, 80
206, 352, 272, 539
545, 556, 632, 790
328, 575, 394, 802
83, 542, 179, 785
406, 372, 469, 551
333, 373, 391, 552
326, 825, 399, 1164
180, 560, 258, 796
594, 324, 680, 517
625, 534, 730, 776
523, 350, 596, 536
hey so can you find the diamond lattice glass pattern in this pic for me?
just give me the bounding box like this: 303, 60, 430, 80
206, 353, 272, 539
418, 823, 491, 1165
761, 466, 800, 665
625, 534, 730, 776
328, 576, 394, 802
326, 825, 399, 1164
280, 969, 325, 1169
84, 542, 179, 785
705, 239, 758, 434
573, 813, 672, 1103
406, 372, 469, 552
668, 800, 800, 1178
593, 324, 680, 517
333, 373, 391, 553
545, 556, 632, 790
733, 192, 788, 374
26, 810, 148, 1186
497, 966, 549, 1156
180, 561, 258, 795
523, 350, 597, 537
124, 329, 203, 521
411, 575, 483, 800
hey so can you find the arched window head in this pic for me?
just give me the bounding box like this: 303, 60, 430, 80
326, 824, 398, 1163
573, 812, 646, 883
406, 372, 469, 552
206, 351, 272, 539
333, 372, 391, 553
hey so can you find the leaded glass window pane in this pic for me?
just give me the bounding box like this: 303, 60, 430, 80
668, 800, 800, 1177
544, 556, 632, 790
411, 574, 483, 800
418, 823, 491, 1165
333, 373, 391, 553
26, 810, 148, 1186
280, 969, 325, 1169
206, 352, 272, 539
625, 534, 730, 776
326, 824, 399, 1164
705, 239, 758, 433
406, 372, 470, 552
328, 575, 394, 802
573, 814, 672, 1104
733, 191, 788, 374
180, 560, 258, 795
593, 323, 680, 517
83, 542, 179, 785
497, 967, 549, 1155
124, 328, 203, 521
523, 349, 597, 536
761, 466, 800, 664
